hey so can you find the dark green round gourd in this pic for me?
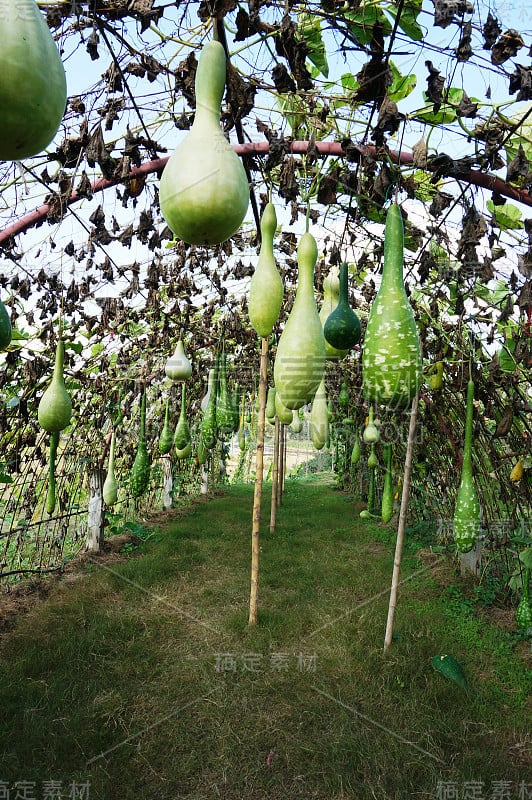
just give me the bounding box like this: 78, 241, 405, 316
201, 356, 218, 449
381, 442, 394, 523
174, 383, 191, 454
453, 379, 481, 553
0, 298, 11, 350
362, 204, 422, 408
38, 338, 72, 433
159, 39, 249, 245
159, 397, 173, 455
319, 266, 348, 360
249, 202, 283, 337
130, 391, 151, 498
323, 263, 361, 351
0, 0, 67, 161
310, 376, 328, 451
103, 430, 118, 506
45, 431, 60, 515
274, 231, 325, 410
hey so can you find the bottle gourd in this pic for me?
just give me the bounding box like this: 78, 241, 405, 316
0, 0, 67, 161
310, 376, 328, 451
323, 262, 361, 351
103, 430, 118, 506
200, 357, 218, 449
159, 40, 249, 245
130, 391, 151, 498
249, 202, 283, 337
319, 267, 348, 360
275, 390, 293, 425
174, 383, 192, 458
165, 339, 192, 381
38, 338, 72, 433
274, 231, 325, 410
216, 351, 235, 436
362, 204, 422, 408
381, 443, 394, 523
159, 397, 173, 455
453, 379, 481, 553
0, 298, 11, 350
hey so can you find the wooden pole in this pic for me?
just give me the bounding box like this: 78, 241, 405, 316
86, 467, 105, 553
383, 392, 420, 652
270, 416, 280, 532
249, 337, 269, 626
278, 423, 287, 504
162, 457, 173, 509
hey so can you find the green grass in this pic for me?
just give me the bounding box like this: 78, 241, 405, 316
0, 480, 530, 800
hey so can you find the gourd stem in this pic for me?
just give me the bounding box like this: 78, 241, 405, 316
383, 390, 420, 652
339, 262, 349, 306
249, 336, 268, 625
463, 379, 475, 469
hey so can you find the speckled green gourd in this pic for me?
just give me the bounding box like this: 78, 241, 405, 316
362, 204, 422, 408
453, 379, 481, 553
323, 262, 361, 351
158, 397, 173, 455
216, 351, 235, 436
130, 391, 151, 498
38, 338, 72, 433
319, 266, 348, 360
174, 383, 191, 453
0, 298, 11, 350
274, 231, 325, 410
310, 376, 328, 451
103, 430, 118, 506
0, 0, 67, 160
159, 39, 249, 245
249, 202, 283, 337
515, 568, 532, 629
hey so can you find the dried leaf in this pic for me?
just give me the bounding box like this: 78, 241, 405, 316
509, 65, 532, 102
278, 157, 300, 202
456, 91, 478, 118
455, 21, 473, 62
482, 12, 501, 50
491, 30, 525, 65
506, 144, 530, 183
412, 137, 428, 168
275, 13, 313, 91
432, 0, 473, 28
272, 63, 296, 94
425, 61, 445, 111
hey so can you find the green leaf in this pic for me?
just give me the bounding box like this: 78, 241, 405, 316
0, 473, 13, 484
64, 340, 83, 355
297, 13, 329, 78
519, 547, 532, 570
341, 73, 358, 92
385, 0, 423, 41
431, 654, 468, 689
387, 61, 417, 102
345, 5, 392, 45
486, 200, 524, 231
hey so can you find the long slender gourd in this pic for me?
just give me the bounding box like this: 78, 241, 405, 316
274, 231, 325, 410
0, 0, 67, 160
453, 379, 481, 553
323, 262, 361, 351
174, 383, 192, 457
103, 430, 118, 506
216, 351, 235, 436
381, 443, 394, 523
362, 204, 422, 408
310, 376, 328, 451
159, 397, 173, 455
130, 391, 151, 498
159, 39, 249, 245
249, 202, 283, 337
38, 338, 72, 433
200, 356, 218, 449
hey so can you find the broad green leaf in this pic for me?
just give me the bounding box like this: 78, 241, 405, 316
297, 13, 329, 78
345, 5, 392, 45
410, 170, 438, 202
385, 0, 423, 41
0, 473, 13, 484
414, 104, 457, 125
519, 547, 532, 569
341, 73, 358, 92
388, 61, 417, 102
64, 340, 83, 355
486, 199, 524, 231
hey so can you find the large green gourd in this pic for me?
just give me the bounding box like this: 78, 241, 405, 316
174, 383, 192, 454
38, 338, 72, 433
159, 397, 173, 455
0, 0, 67, 161
274, 231, 325, 410
216, 351, 235, 436
45, 431, 60, 515
453, 379, 481, 553
381, 442, 394, 523
319, 266, 348, 360
0, 298, 11, 350
159, 40, 249, 245
200, 357, 218, 449
362, 204, 422, 408
165, 339, 192, 381
103, 430, 118, 507
310, 376, 328, 450
249, 202, 283, 337
323, 262, 361, 351
265, 386, 276, 424
130, 391, 151, 498
275, 391, 293, 425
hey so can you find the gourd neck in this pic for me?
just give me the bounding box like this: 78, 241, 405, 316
139, 392, 146, 440
338, 262, 349, 307
194, 40, 226, 126
53, 339, 65, 382
109, 430, 116, 468
463, 379, 475, 468
180, 383, 187, 419
295, 233, 317, 300
381, 203, 406, 292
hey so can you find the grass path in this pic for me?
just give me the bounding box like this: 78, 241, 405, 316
0, 480, 530, 800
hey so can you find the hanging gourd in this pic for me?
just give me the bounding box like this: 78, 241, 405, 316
0, 298, 11, 350
38, 338, 72, 433
351, 432, 361, 466
45, 431, 60, 515
362, 203, 422, 408
338, 382, 349, 410
516, 568, 532, 629
367, 444, 379, 470
319, 266, 348, 360
249, 202, 283, 337
238, 401, 246, 451
159, 39, 249, 245
323, 262, 361, 351
362, 406, 380, 444
216, 350, 235, 436
453, 379, 481, 553
275, 391, 293, 425
0, 0, 67, 161
200, 356, 218, 449
310, 376, 329, 451
231, 384, 241, 434
130, 391, 151, 498
265, 386, 276, 425
367, 446, 377, 513
274, 230, 325, 409
174, 383, 192, 458
428, 361, 444, 390
196, 438, 208, 465
165, 339, 192, 381
103, 430, 118, 507
201, 368, 215, 413
158, 397, 173, 455
381, 443, 394, 523
290, 409, 304, 434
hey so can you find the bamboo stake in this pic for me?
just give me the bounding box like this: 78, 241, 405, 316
269, 416, 280, 532
249, 337, 269, 626
383, 391, 420, 652
277, 423, 286, 506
